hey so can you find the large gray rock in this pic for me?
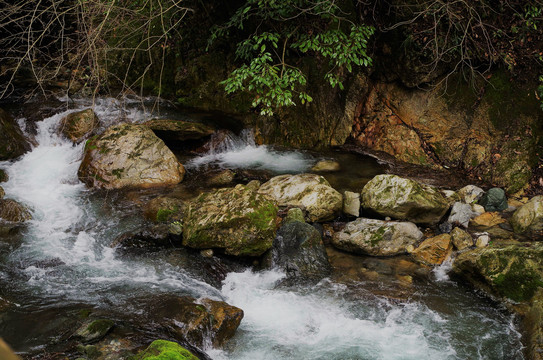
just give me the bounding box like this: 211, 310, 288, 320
332, 218, 423, 256
263, 221, 331, 280
59, 108, 99, 143
448, 202, 476, 228
78, 123, 185, 189
360, 174, 449, 225
510, 196, 543, 234
0, 108, 30, 160
258, 174, 342, 222
182, 183, 278, 256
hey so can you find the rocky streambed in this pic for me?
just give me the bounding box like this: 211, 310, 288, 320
0, 98, 538, 359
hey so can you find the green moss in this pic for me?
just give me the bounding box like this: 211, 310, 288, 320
156, 207, 178, 222
369, 226, 387, 246
131, 340, 198, 360
247, 201, 278, 231
111, 168, 124, 179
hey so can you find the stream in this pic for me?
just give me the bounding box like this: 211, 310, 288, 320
0, 98, 526, 359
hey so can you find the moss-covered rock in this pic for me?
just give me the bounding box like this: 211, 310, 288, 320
510, 196, 543, 234
0, 108, 30, 160
59, 108, 99, 144
258, 174, 342, 222
411, 234, 453, 266
331, 218, 423, 256
78, 123, 185, 189
453, 244, 543, 302
131, 340, 198, 360
284, 207, 305, 224
0, 199, 31, 222
450, 227, 473, 250
183, 183, 278, 256
361, 174, 449, 225
143, 197, 185, 224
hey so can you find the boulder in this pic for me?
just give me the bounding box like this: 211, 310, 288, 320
411, 234, 453, 266
510, 196, 543, 234
147, 295, 243, 348
262, 221, 331, 280
143, 119, 214, 142
331, 218, 423, 256
0, 199, 32, 222
284, 207, 305, 224
143, 196, 185, 223
453, 244, 543, 302
0, 108, 30, 160
258, 174, 342, 222
450, 227, 473, 250
74, 319, 114, 343
78, 123, 185, 189
0, 169, 8, 183
207, 169, 235, 186
131, 340, 198, 360
448, 202, 476, 228
360, 174, 449, 225
458, 185, 485, 204
59, 108, 99, 143
479, 188, 508, 212
343, 191, 360, 217
183, 183, 278, 256
311, 160, 340, 172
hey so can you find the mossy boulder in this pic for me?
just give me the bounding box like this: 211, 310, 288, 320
258, 174, 342, 222
510, 196, 543, 234
143, 119, 215, 143
361, 174, 449, 225
78, 123, 185, 189
331, 218, 423, 256
182, 183, 278, 256
411, 234, 453, 266
59, 108, 99, 143
74, 319, 114, 343
453, 243, 543, 302
131, 340, 198, 360
0, 108, 30, 160
479, 188, 508, 212
0, 199, 32, 222
262, 221, 331, 280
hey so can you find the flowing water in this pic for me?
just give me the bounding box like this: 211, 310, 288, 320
0, 98, 525, 359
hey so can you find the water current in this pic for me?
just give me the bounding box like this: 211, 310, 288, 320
0, 98, 526, 359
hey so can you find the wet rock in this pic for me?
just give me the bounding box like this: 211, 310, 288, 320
207, 169, 235, 187
470, 212, 506, 230
343, 191, 360, 217
59, 108, 99, 143
479, 188, 508, 212
74, 319, 114, 343
131, 340, 198, 360
143, 119, 215, 142
411, 234, 453, 266
450, 227, 473, 250
360, 174, 449, 225
524, 293, 543, 360
0, 108, 30, 160
284, 207, 305, 224
0, 169, 8, 183
510, 196, 543, 234
438, 221, 453, 234
78, 123, 185, 190
448, 202, 476, 228
475, 234, 490, 248
143, 196, 185, 223
200, 249, 213, 258
258, 174, 342, 222
311, 159, 340, 172
147, 295, 243, 348
331, 218, 423, 256
262, 221, 331, 280
453, 243, 543, 302
0, 186, 4, 199
183, 183, 278, 256
458, 185, 484, 204
111, 225, 177, 251
0, 199, 32, 222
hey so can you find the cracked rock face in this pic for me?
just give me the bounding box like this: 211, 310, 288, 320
78, 123, 184, 189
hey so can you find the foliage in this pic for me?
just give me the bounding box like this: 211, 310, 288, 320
210, 0, 374, 116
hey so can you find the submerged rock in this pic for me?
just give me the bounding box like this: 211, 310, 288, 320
258, 174, 342, 222
74, 319, 114, 343
183, 183, 278, 256
131, 340, 198, 360
0, 199, 31, 222
479, 188, 508, 212
59, 108, 99, 143
0, 108, 30, 160
360, 174, 449, 225
411, 234, 453, 266
510, 196, 543, 234
263, 221, 331, 280
78, 123, 185, 189
453, 243, 543, 302
143, 119, 215, 142
332, 218, 423, 256
207, 169, 235, 187
311, 159, 340, 172
143, 196, 185, 223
